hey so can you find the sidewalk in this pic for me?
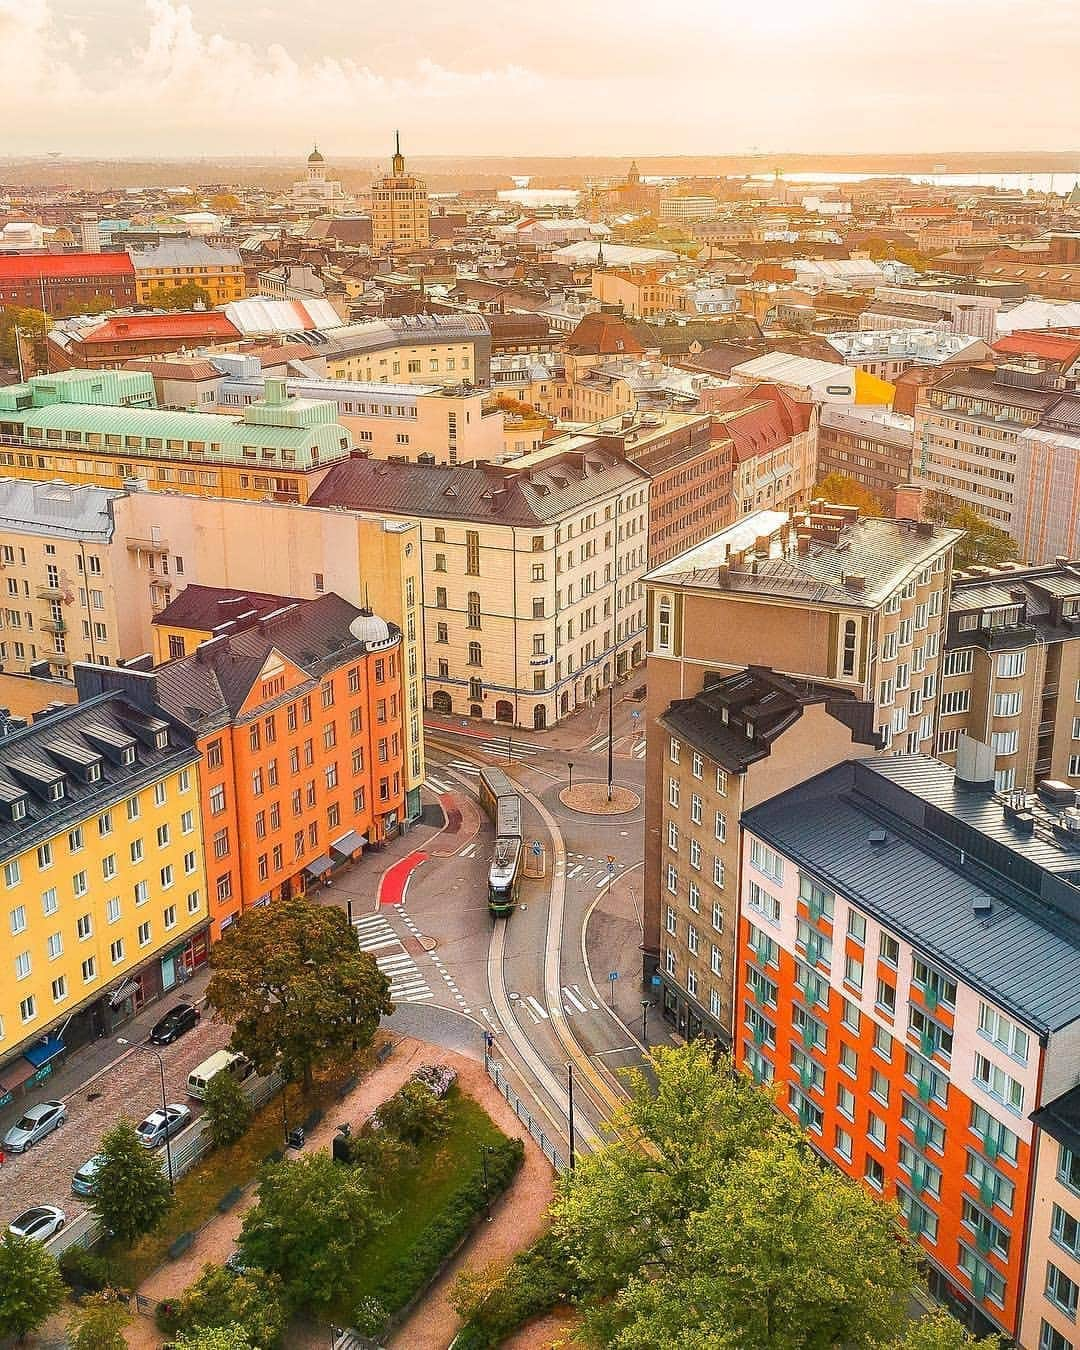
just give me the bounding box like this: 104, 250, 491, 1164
425, 683, 646, 757
585, 868, 671, 1049
0, 964, 212, 1137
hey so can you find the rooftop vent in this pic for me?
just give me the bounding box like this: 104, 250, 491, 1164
869, 828, 887, 845
972, 896, 993, 919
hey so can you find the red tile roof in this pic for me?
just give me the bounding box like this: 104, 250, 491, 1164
564, 312, 647, 357
0, 252, 135, 279
716, 385, 813, 464
992, 330, 1080, 365
82, 312, 240, 343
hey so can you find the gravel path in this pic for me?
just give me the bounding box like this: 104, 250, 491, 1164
117, 1037, 556, 1350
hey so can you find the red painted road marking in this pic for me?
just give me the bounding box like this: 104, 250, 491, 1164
377, 850, 429, 906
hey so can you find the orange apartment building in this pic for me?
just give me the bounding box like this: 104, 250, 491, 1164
78, 592, 405, 937
736, 751, 1080, 1342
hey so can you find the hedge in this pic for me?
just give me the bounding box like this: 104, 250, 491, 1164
450, 1229, 581, 1350
356, 1135, 525, 1334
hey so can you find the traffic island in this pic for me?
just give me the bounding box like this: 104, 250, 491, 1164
558, 781, 640, 815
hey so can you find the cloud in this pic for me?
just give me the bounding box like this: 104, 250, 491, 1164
0, 0, 544, 154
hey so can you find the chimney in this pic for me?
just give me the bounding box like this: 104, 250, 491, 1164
894, 482, 924, 523
845, 573, 866, 592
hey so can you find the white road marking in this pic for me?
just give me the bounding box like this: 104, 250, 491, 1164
562, 986, 588, 1013
458, 842, 478, 858
402, 990, 435, 1003
525, 995, 549, 1021
449, 760, 480, 775
573, 983, 599, 1010
633, 741, 646, 759
589, 736, 609, 752
567, 863, 583, 878
596, 871, 615, 887
357, 936, 401, 952
481, 1009, 499, 1028
426, 775, 451, 793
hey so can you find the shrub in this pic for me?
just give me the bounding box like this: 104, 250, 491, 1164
58, 1245, 126, 1294
354, 1136, 524, 1332
163, 1263, 287, 1348
451, 1230, 584, 1349
374, 1080, 450, 1146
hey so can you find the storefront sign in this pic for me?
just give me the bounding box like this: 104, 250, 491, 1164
29, 1062, 52, 1086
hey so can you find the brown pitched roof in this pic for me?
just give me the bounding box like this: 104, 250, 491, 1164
151, 584, 301, 636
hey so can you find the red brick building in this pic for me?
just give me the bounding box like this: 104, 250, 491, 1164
48, 311, 241, 369
0, 253, 137, 314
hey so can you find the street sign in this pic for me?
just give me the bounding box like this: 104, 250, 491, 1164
531, 840, 543, 857
631, 710, 640, 720
607, 970, 618, 1008
608, 971, 618, 982
606, 862, 616, 874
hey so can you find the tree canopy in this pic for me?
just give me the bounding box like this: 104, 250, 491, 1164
0, 1234, 66, 1341
206, 895, 393, 1090
143, 281, 213, 310
67, 1292, 132, 1350
203, 1063, 253, 1148
171, 1326, 254, 1350
91, 1118, 173, 1245
168, 1263, 287, 1347
239, 1151, 386, 1310
814, 471, 885, 517
551, 1042, 983, 1349
0, 306, 48, 371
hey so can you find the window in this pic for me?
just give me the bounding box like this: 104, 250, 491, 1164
666, 863, 678, 895
109, 937, 125, 965
971, 1102, 1018, 1164
668, 777, 680, 808
941, 689, 971, 715
1059, 1144, 1080, 1195
874, 1024, 893, 1061
897, 1185, 938, 1243
208, 783, 226, 815
1046, 1264, 1078, 1320
864, 1156, 885, 1190
105, 896, 120, 924
902, 1096, 945, 1153
138, 921, 151, 947
974, 1053, 1024, 1113
714, 810, 726, 841
19, 994, 36, 1022
966, 1149, 1014, 1212
1052, 1204, 1080, 1260
799, 874, 834, 921
747, 880, 781, 924
81, 956, 96, 983
839, 1042, 857, 1077
997, 650, 1026, 678
689, 838, 701, 869
847, 910, 866, 943
688, 881, 700, 912
750, 838, 783, 881
978, 1002, 1029, 1062
871, 1068, 890, 1106
879, 931, 900, 966
164, 904, 177, 929
713, 855, 725, 888
669, 736, 680, 764
899, 1141, 942, 1199
840, 997, 860, 1032
711, 900, 723, 932
1039, 1323, 1074, 1350
837, 1082, 855, 1118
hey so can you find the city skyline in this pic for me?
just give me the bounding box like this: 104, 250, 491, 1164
3, 0, 1079, 158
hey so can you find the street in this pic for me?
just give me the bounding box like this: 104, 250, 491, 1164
0, 694, 655, 1235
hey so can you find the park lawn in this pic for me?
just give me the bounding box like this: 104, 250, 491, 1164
333, 1087, 508, 1318
102, 1072, 352, 1289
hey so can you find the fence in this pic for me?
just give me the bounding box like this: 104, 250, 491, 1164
46, 1068, 285, 1257
485, 1056, 565, 1172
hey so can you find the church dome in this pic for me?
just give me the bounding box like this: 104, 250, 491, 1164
308, 146, 325, 164
349, 610, 391, 647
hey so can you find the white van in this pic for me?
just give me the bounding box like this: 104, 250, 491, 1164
187, 1050, 254, 1101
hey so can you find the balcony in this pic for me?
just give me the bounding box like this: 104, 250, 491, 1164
35, 583, 63, 600
125, 535, 170, 554
41, 617, 66, 635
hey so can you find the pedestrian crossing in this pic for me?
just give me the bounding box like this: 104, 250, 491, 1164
512, 984, 600, 1024
352, 911, 433, 1003
559, 852, 623, 887
587, 733, 646, 758
631, 740, 646, 760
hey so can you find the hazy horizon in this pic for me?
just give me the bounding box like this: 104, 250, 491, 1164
2, 0, 1077, 160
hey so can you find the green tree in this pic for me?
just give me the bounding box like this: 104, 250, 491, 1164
376, 1080, 450, 1145
890, 1309, 1004, 1350
171, 1264, 287, 1348
67, 1292, 131, 1350
0, 306, 47, 370
91, 1119, 173, 1245
0, 1234, 66, 1342
172, 1326, 253, 1350
207, 895, 393, 1091
210, 192, 242, 214
946, 504, 1020, 570
143, 281, 213, 310
552, 1043, 976, 1349
56, 293, 117, 317
814, 471, 885, 517
203, 1065, 253, 1148
239, 1151, 386, 1310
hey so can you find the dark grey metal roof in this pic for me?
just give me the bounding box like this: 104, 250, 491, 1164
744, 756, 1080, 1034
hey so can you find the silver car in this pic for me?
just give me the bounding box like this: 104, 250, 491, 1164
9, 1205, 65, 1241
2, 1100, 67, 1153
135, 1103, 191, 1149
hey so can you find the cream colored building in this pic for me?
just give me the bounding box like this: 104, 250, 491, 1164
307, 444, 651, 730
0, 480, 130, 678
937, 560, 1080, 792
370, 135, 430, 254
322, 314, 491, 388
218, 375, 504, 465
1020, 1088, 1080, 1350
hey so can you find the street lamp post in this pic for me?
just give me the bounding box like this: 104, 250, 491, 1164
566, 1061, 576, 1171
607, 685, 614, 802
119, 1038, 174, 1191
568, 762, 574, 794
640, 999, 652, 1048
480, 1144, 495, 1218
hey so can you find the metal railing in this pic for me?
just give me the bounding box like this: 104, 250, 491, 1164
486, 1058, 565, 1172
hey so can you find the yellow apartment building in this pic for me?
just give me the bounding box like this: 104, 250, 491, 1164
129, 240, 246, 307
0, 693, 210, 1105
370, 135, 430, 254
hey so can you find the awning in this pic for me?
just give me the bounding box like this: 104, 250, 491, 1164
330, 830, 366, 858
304, 854, 334, 878
0, 1055, 37, 1092
22, 1035, 65, 1069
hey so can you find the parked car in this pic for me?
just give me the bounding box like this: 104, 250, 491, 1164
9, 1205, 65, 1241
148, 1001, 201, 1046
2, 1100, 67, 1152
72, 1154, 106, 1197
135, 1104, 191, 1149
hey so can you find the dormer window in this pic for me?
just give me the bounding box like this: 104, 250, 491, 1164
86, 762, 102, 784
154, 730, 169, 750
121, 746, 136, 766
47, 780, 65, 802
10, 797, 26, 821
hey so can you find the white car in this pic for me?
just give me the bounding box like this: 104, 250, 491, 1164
135, 1103, 191, 1149
2, 1100, 67, 1152
9, 1205, 65, 1242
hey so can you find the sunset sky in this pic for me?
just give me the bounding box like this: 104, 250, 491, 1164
2, 0, 1077, 159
